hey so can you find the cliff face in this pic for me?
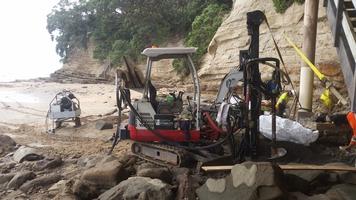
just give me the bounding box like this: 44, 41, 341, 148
198, 0, 346, 105
61, 40, 107, 76
58, 0, 347, 109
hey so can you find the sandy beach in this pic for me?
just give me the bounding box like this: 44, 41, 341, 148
0, 81, 141, 158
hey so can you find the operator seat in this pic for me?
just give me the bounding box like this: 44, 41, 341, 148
148, 81, 158, 112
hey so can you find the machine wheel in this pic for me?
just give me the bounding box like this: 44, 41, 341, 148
74, 117, 81, 127
55, 121, 62, 129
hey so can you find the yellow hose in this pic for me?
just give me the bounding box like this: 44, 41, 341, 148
284, 35, 325, 80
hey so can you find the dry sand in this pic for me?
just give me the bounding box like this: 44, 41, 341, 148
0, 81, 141, 157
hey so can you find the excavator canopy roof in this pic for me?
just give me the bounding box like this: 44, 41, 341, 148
141, 47, 196, 60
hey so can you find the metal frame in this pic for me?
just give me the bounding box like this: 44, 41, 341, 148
325, 0, 356, 111
141, 48, 201, 130
45, 90, 81, 133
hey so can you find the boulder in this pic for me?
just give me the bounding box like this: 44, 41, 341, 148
81, 160, 127, 188
97, 177, 172, 200
77, 155, 102, 168
0, 173, 16, 184
49, 179, 78, 200
35, 157, 63, 171
19, 174, 62, 193
196, 162, 285, 200
13, 146, 44, 163
284, 168, 324, 183
53, 193, 78, 200
284, 165, 327, 193
48, 180, 68, 195
95, 120, 113, 130
326, 184, 356, 200
0, 135, 16, 156
307, 194, 330, 200
73, 159, 128, 199
288, 192, 309, 200
0, 162, 16, 173
176, 172, 196, 200
137, 167, 172, 183
73, 179, 100, 200
7, 171, 36, 189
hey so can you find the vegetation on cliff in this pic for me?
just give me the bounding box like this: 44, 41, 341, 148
272, 0, 304, 13
173, 4, 229, 75
47, 0, 231, 70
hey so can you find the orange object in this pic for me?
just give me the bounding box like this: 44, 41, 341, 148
347, 112, 356, 146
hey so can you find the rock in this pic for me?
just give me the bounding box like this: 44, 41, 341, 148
7, 171, 36, 189
288, 192, 309, 200
137, 167, 172, 183
48, 180, 68, 194
95, 120, 113, 130
322, 162, 356, 185
307, 194, 330, 200
53, 193, 78, 200
284, 165, 327, 193
81, 160, 127, 188
284, 168, 324, 183
196, 162, 285, 200
19, 174, 62, 193
50, 179, 78, 200
284, 173, 311, 193
206, 178, 226, 193
35, 157, 63, 171
176, 172, 196, 200
339, 172, 356, 185
13, 146, 44, 163
73, 160, 128, 199
77, 155, 102, 168
0, 135, 16, 156
326, 184, 356, 200
97, 177, 172, 200
73, 179, 99, 200
0, 173, 16, 184
0, 162, 16, 173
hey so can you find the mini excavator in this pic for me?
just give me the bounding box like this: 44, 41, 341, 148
110, 10, 289, 167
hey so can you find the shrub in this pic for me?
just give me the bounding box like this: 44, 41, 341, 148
173, 4, 228, 76
272, 0, 305, 13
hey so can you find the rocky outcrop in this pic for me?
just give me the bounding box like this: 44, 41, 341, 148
196, 162, 285, 200
73, 157, 129, 199
97, 177, 173, 200
199, 0, 346, 104
7, 171, 36, 189
0, 135, 16, 157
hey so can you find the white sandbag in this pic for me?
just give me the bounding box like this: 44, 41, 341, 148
259, 115, 319, 146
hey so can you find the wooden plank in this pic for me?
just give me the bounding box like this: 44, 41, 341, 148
335, 0, 344, 47
347, 10, 356, 17
345, 1, 355, 8
202, 164, 356, 172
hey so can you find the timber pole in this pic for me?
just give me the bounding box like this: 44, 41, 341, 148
298, 0, 319, 114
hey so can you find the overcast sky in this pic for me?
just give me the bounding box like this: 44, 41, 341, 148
0, 0, 61, 82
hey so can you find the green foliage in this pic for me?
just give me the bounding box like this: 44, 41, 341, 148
272, 0, 304, 13
47, 0, 231, 66
173, 4, 228, 76
47, 0, 94, 62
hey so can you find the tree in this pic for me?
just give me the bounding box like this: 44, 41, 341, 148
47, 0, 231, 67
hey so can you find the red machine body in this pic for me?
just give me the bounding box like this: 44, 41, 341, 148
128, 124, 201, 142
127, 112, 223, 142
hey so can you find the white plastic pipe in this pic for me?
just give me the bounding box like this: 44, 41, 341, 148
299, 67, 314, 111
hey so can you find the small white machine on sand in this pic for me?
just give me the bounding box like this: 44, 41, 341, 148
46, 90, 81, 133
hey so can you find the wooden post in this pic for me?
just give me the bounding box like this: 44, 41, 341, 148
298, 0, 319, 113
